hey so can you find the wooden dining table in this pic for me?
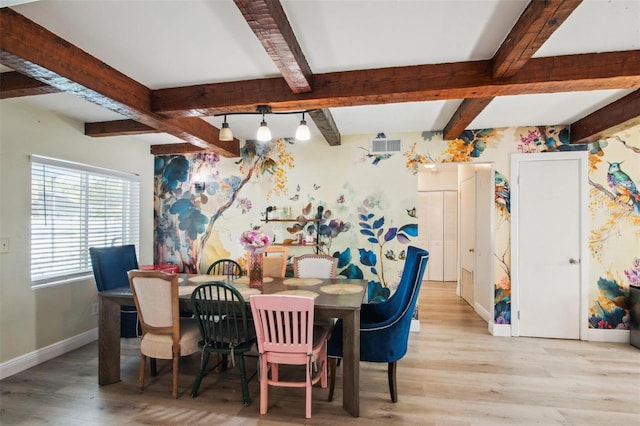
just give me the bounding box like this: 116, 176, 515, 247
98, 275, 367, 417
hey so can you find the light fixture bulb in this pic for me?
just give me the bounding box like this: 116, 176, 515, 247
257, 117, 272, 142
295, 113, 310, 141
219, 116, 233, 141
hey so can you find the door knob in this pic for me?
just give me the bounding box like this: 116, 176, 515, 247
468, 248, 475, 253
569, 258, 580, 264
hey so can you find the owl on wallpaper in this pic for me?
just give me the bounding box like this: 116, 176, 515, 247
607, 162, 640, 214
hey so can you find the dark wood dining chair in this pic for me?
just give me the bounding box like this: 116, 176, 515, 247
206, 258, 243, 278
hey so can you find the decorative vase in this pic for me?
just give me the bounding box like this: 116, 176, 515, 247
247, 248, 264, 289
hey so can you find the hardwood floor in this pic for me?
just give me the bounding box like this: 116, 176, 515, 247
1, 281, 638, 425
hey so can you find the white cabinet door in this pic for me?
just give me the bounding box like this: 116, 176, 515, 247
419, 191, 457, 282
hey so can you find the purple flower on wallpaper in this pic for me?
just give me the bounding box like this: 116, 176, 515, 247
517, 129, 541, 153
193, 152, 220, 165
237, 197, 252, 214
624, 258, 640, 286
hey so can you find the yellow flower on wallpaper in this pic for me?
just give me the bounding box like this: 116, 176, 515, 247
402, 142, 433, 174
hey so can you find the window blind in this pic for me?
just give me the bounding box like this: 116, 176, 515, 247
30, 155, 140, 285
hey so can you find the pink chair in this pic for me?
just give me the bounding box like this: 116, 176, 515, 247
249, 295, 329, 419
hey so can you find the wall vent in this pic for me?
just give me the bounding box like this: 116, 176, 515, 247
370, 138, 402, 154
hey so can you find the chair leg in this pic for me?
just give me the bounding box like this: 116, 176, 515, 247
259, 358, 269, 415
328, 357, 337, 401
138, 353, 146, 393
238, 355, 252, 407
150, 358, 157, 376
191, 351, 210, 397
305, 360, 312, 419
388, 361, 398, 403
172, 355, 179, 399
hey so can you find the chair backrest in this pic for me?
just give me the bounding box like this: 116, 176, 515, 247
362, 246, 429, 360
190, 282, 253, 348
250, 295, 316, 355
206, 259, 243, 278
90, 245, 139, 292
385, 245, 426, 314
128, 270, 179, 340
293, 254, 337, 278
263, 246, 289, 278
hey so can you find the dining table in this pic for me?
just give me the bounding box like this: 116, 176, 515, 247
98, 274, 367, 417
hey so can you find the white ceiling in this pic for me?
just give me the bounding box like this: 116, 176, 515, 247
2, 0, 639, 145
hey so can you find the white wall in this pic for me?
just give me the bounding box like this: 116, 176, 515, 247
0, 99, 155, 366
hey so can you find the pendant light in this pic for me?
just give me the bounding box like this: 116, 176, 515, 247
256, 112, 272, 142
295, 112, 311, 141
219, 115, 233, 141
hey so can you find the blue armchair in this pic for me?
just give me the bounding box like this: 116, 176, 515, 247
89, 244, 140, 338
327, 245, 429, 402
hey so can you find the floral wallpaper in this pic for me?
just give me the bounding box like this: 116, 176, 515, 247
153, 124, 639, 329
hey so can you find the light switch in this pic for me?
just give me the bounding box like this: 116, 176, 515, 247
0, 238, 9, 253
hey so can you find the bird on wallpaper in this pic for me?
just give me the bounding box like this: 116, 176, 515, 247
313, 184, 320, 190
385, 250, 396, 261
406, 207, 416, 218
607, 162, 640, 214
494, 171, 511, 214
296, 184, 300, 192
289, 194, 299, 201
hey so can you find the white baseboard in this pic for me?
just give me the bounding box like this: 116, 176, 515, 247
586, 328, 630, 343
490, 323, 512, 337
474, 302, 491, 323
0, 328, 98, 380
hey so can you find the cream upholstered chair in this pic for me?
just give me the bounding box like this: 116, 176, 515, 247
293, 254, 337, 279
249, 294, 329, 419
127, 270, 200, 398
262, 245, 289, 278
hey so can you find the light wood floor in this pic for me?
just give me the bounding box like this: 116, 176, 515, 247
1, 281, 639, 425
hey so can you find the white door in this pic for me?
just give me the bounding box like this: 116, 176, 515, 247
511, 152, 587, 339
459, 176, 476, 305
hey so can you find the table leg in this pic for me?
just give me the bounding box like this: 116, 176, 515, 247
341, 309, 360, 417
99, 296, 121, 385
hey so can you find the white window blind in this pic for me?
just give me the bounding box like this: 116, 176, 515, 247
30, 155, 140, 285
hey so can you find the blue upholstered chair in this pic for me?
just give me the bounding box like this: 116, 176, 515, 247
327, 245, 429, 402
89, 244, 140, 338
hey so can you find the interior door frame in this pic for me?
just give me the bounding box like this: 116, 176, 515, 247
510, 151, 589, 339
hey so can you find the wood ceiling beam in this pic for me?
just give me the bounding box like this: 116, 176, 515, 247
150, 143, 207, 156
443, 0, 583, 140
85, 119, 158, 137
0, 70, 60, 98
0, 7, 239, 157
443, 98, 495, 140
570, 89, 640, 143
233, 0, 312, 94
233, 0, 341, 146
493, 0, 583, 79
308, 109, 341, 146
152, 51, 640, 117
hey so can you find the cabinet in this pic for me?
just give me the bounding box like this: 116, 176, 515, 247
262, 205, 323, 254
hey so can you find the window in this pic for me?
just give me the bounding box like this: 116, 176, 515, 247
30, 155, 140, 286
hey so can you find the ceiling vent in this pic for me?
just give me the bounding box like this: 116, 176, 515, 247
370, 138, 402, 154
